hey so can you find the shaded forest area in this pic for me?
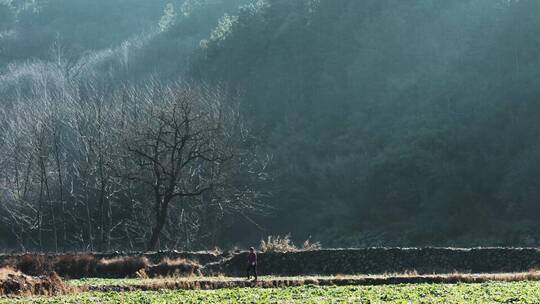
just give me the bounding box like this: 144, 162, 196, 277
1, 0, 540, 251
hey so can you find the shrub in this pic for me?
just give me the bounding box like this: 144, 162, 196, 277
260, 234, 322, 252
302, 238, 322, 251
260, 235, 296, 252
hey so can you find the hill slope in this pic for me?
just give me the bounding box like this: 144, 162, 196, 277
190, 0, 540, 246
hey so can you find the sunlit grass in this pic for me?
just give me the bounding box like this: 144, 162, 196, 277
5, 282, 540, 304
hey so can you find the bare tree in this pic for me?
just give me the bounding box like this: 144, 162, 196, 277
119, 81, 234, 251
67, 79, 123, 251
0, 70, 269, 252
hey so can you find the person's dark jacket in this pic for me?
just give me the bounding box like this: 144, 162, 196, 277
248, 251, 257, 265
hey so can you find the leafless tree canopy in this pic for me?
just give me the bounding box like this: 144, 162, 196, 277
0, 74, 268, 252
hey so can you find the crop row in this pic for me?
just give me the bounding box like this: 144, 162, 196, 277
4, 281, 540, 304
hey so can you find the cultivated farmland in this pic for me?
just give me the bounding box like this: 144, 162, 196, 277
2, 249, 540, 303
4, 282, 540, 304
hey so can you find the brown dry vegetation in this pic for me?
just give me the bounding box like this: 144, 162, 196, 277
259, 235, 321, 253
0, 267, 72, 297
146, 258, 202, 278
1, 255, 201, 279
4, 266, 540, 297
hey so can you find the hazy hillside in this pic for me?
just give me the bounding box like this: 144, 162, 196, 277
1, 0, 540, 251
190, 0, 540, 247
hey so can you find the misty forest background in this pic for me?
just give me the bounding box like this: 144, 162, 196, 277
1, 0, 540, 252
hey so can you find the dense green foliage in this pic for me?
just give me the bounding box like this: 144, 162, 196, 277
190, 0, 540, 247
7, 282, 540, 303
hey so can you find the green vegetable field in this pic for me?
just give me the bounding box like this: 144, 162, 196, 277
4, 282, 540, 304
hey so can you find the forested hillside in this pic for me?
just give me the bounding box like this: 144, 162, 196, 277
190, 0, 540, 247
1, 0, 540, 251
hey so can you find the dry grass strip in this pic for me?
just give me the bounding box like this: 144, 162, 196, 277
2, 255, 200, 279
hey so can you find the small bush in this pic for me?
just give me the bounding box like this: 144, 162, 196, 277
260, 235, 296, 252
302, 238, 322, 251
260, 234, 322, 252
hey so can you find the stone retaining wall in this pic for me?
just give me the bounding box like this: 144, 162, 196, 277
3, 248, 540, 277
205, 248, 540, 276
0, 251, 224, 267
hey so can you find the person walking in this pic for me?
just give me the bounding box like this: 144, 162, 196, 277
246, 247, 258, 281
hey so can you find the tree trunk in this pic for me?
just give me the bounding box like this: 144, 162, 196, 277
85, 192, 94, 252
147, 201, 168, 251
53, 138, 67, 251
38, 172, 44, 252
98, 179, 105, 252
43, 168, 58, 253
